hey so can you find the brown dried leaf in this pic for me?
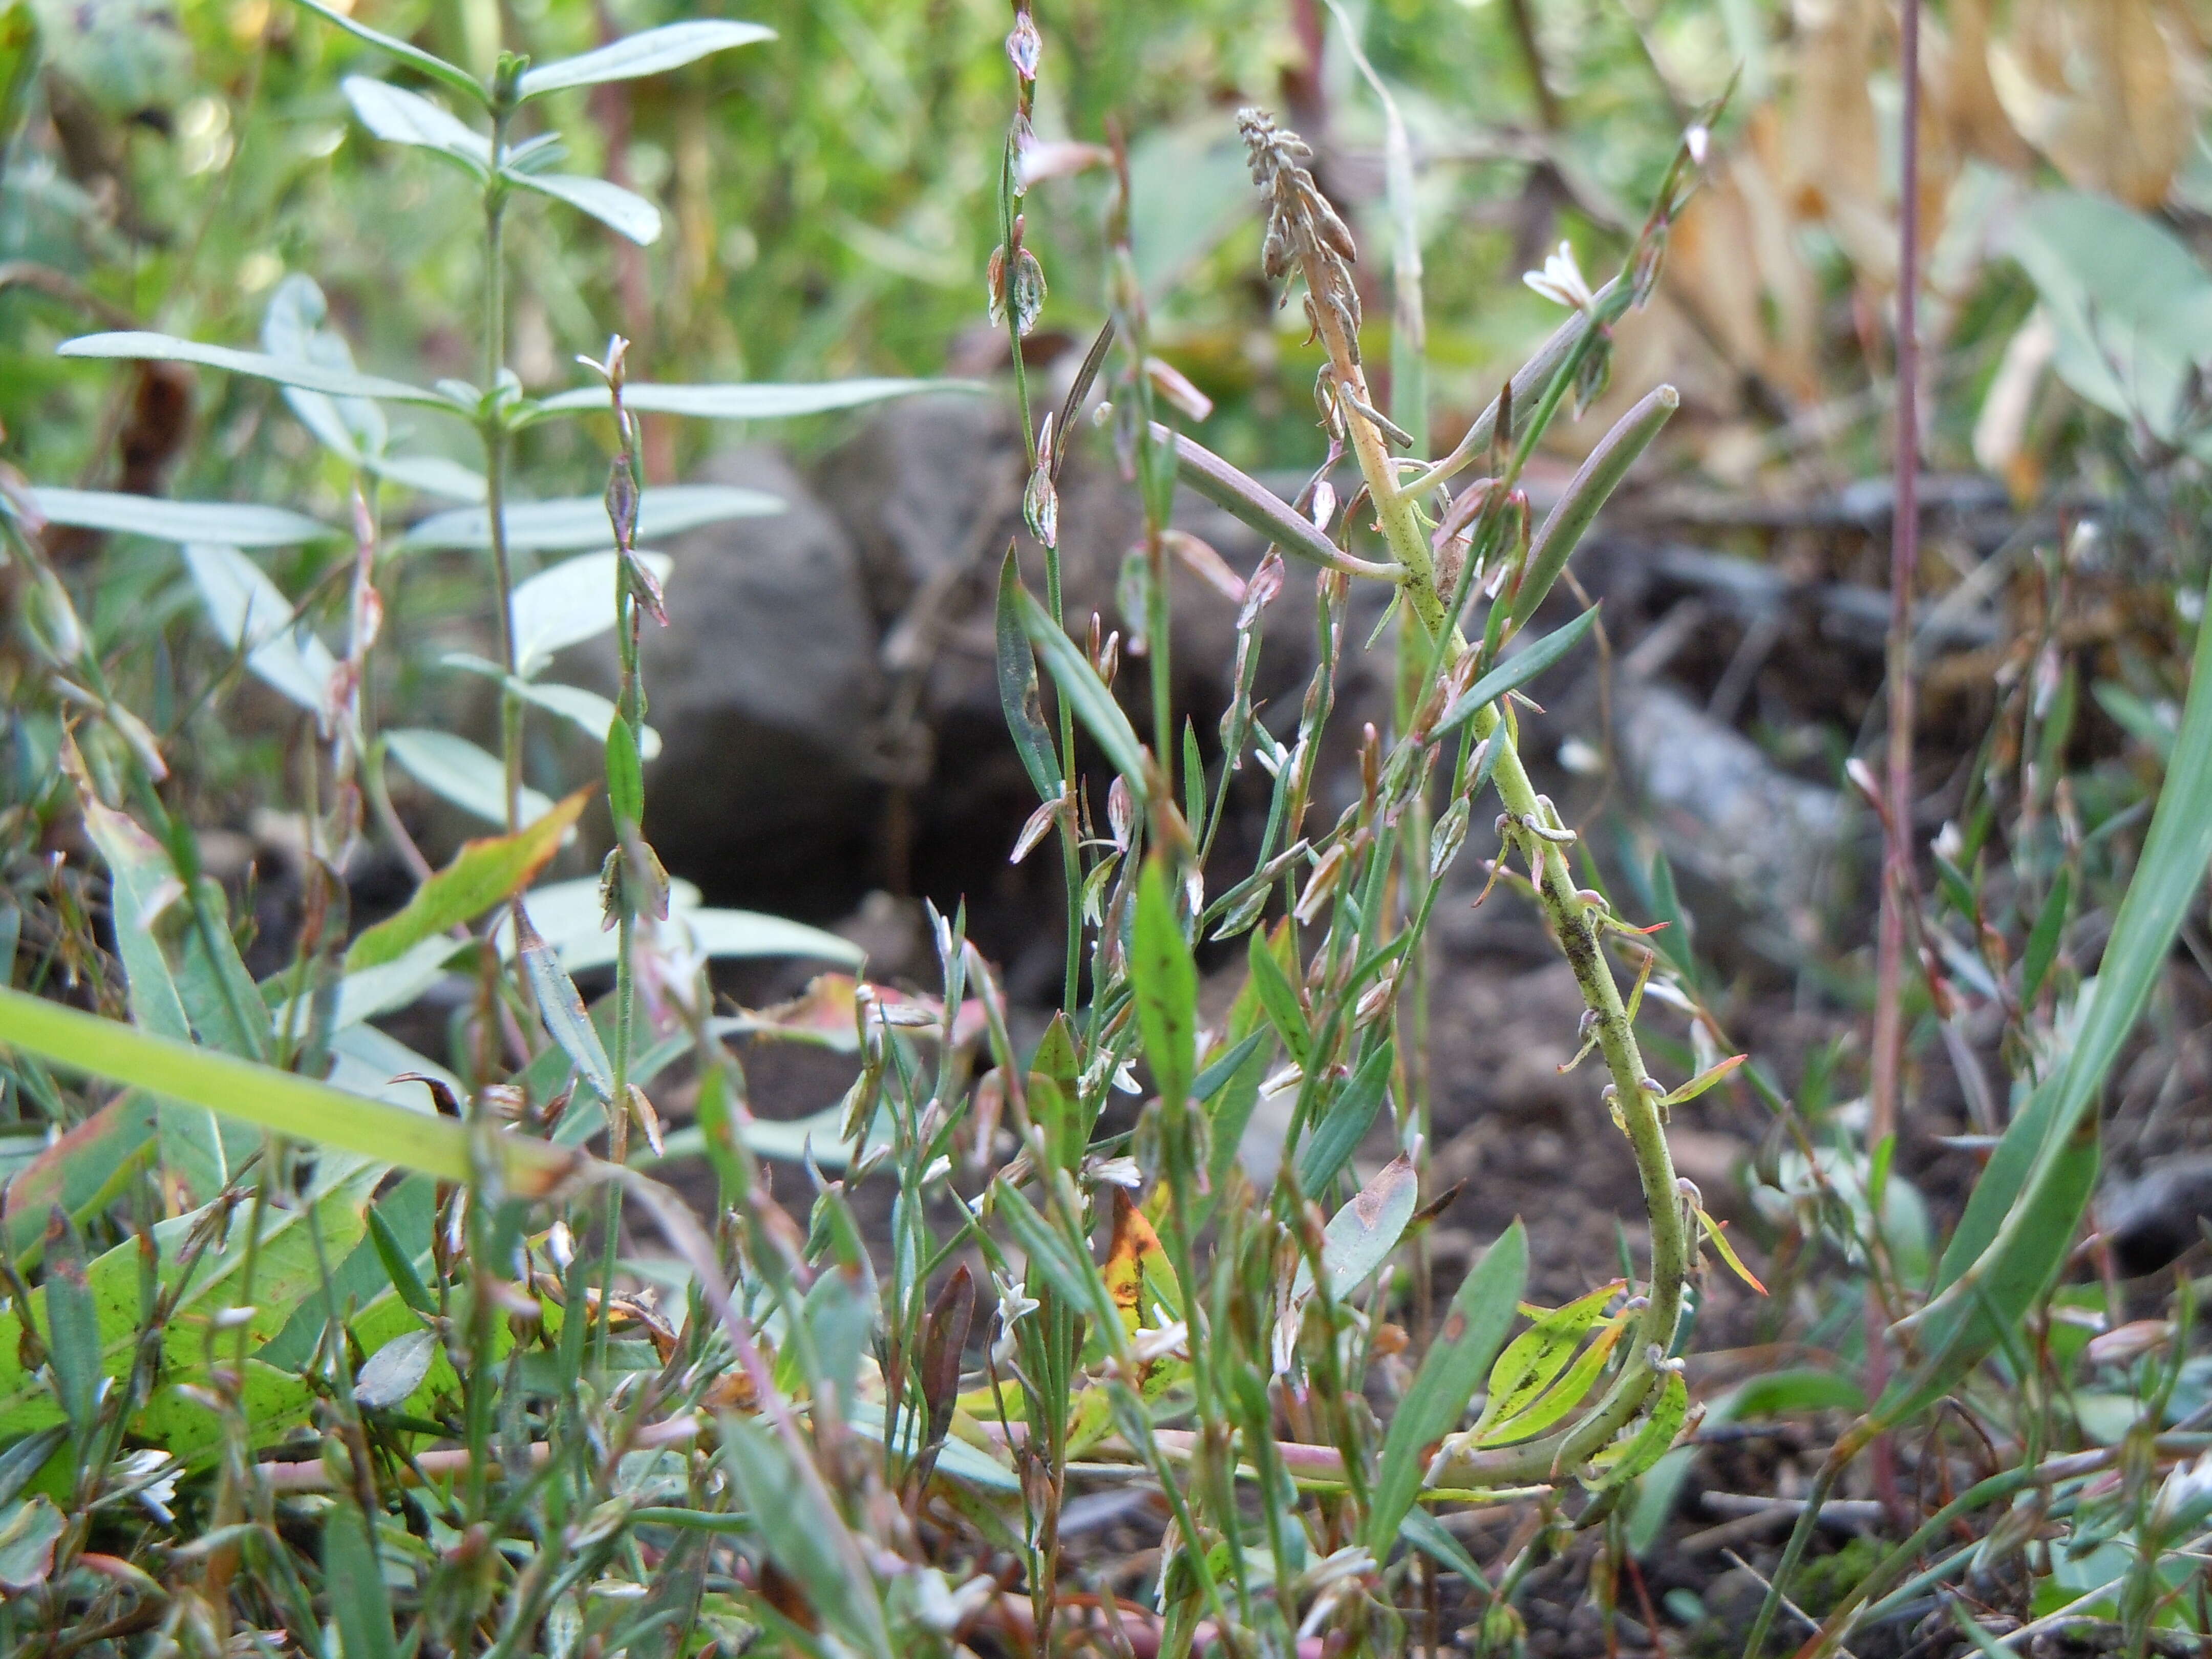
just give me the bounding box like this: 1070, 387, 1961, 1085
1989, 0, 2202, 206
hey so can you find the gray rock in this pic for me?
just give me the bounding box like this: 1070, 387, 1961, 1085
1613, 678, 1843, 921
574, 393, 1401, 936
569, 446, 888, 912
2101, 1155, 2212, 1276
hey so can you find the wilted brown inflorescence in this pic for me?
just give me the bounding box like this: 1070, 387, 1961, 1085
1239, 108, 1363, 365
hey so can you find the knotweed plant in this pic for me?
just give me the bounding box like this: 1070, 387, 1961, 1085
0, 3, 1808, 1655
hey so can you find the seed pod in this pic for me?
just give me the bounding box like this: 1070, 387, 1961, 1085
1023, 462, 1058, 546
1161, 423, 1377, 576
1293, 841, 1348, 925
1509, 384, 1677, 631
1004, 10, 1040, 80
1239, 549, 1287, 629
1429, 797, 1470, 881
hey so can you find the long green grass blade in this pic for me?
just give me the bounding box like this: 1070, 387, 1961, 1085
1881, 569, 2212, 1422
0, 987, 577, 1194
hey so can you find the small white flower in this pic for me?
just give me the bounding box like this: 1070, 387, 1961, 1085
921, 1155, 953, 1188
1686, 124, 1710, 166
1130, 1321, 1189, 1367
1523, 240, 1596, 312
111, 1449, 180, 1524
1088, 1156, 1143, 1189
1111, 1060, 1142, 1096
991, 1273, 1042, 1367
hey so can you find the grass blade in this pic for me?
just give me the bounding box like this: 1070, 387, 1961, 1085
1367, 1220, 1525, 1552
1132, 858, 1197, 1112
1015, 581, 1150, 792
1435, 607, 1599, 737
1882, 569, 2212, 1422
0, 986, 577, 1194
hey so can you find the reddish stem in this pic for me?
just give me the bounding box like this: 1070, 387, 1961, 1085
1870, 0, 1923, 1149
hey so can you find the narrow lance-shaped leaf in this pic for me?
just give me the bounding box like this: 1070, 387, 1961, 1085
1660, 1052, 1745, 1108
1693, 1206, 1768, 1296
1291, 1153, 1421, 1305
504, 170, 662, 245
2021, 865, 2073, 1007
1103, 1189, 1172, 1337
1477, 1312, 1632, 1445
342, 76, 491, 177
1159, 422, 1380, 575
173, 875, 271, 1063
1247, 922, 1311, 1068
606, 720, 645, 830
513, 905, 615, 1102
1014, 582, 1150, 796
1367, 1220, 1526, 1552
995, 546, 1062, 801
1434, 606, 1599, 737
324, 1506, 401, 1659
367, 1207, 436, 1317
719, 1415, 895, 1659
505, 550, 677, 671
29, 487, 335, 548
1591, 1369, 1691, 1490
516, 20, 775, 98
1297, 1039, 1395, 1192
441, 658, 664, 757
1508, 386, 1676, 629
383, 729, 557, 829
185, 543, 340, 716
347, 790, 589, 970
40, 1214, 100, 1445
531, 377, 981, 422
58, 332, 448, 406
71, 784, 190, 1043
1470, 1280, 1625, 1439
286, 0, 487, 107
404, 491, 770, 552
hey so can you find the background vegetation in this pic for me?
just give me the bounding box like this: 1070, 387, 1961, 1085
3, 0, 2212, 1655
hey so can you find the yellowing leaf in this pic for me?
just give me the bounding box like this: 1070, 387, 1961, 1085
1471, 1280, 1624, 1442
347, 788, 589, 971
1662, 1053, 1746, 1108
1476, 1312, 1633, 1448
1696, 1205, 1770, 1296
1104, 1187, 1170, 1338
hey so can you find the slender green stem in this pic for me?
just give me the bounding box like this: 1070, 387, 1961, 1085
482, 108, 520, 835
1301, 246, 1685, 1480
